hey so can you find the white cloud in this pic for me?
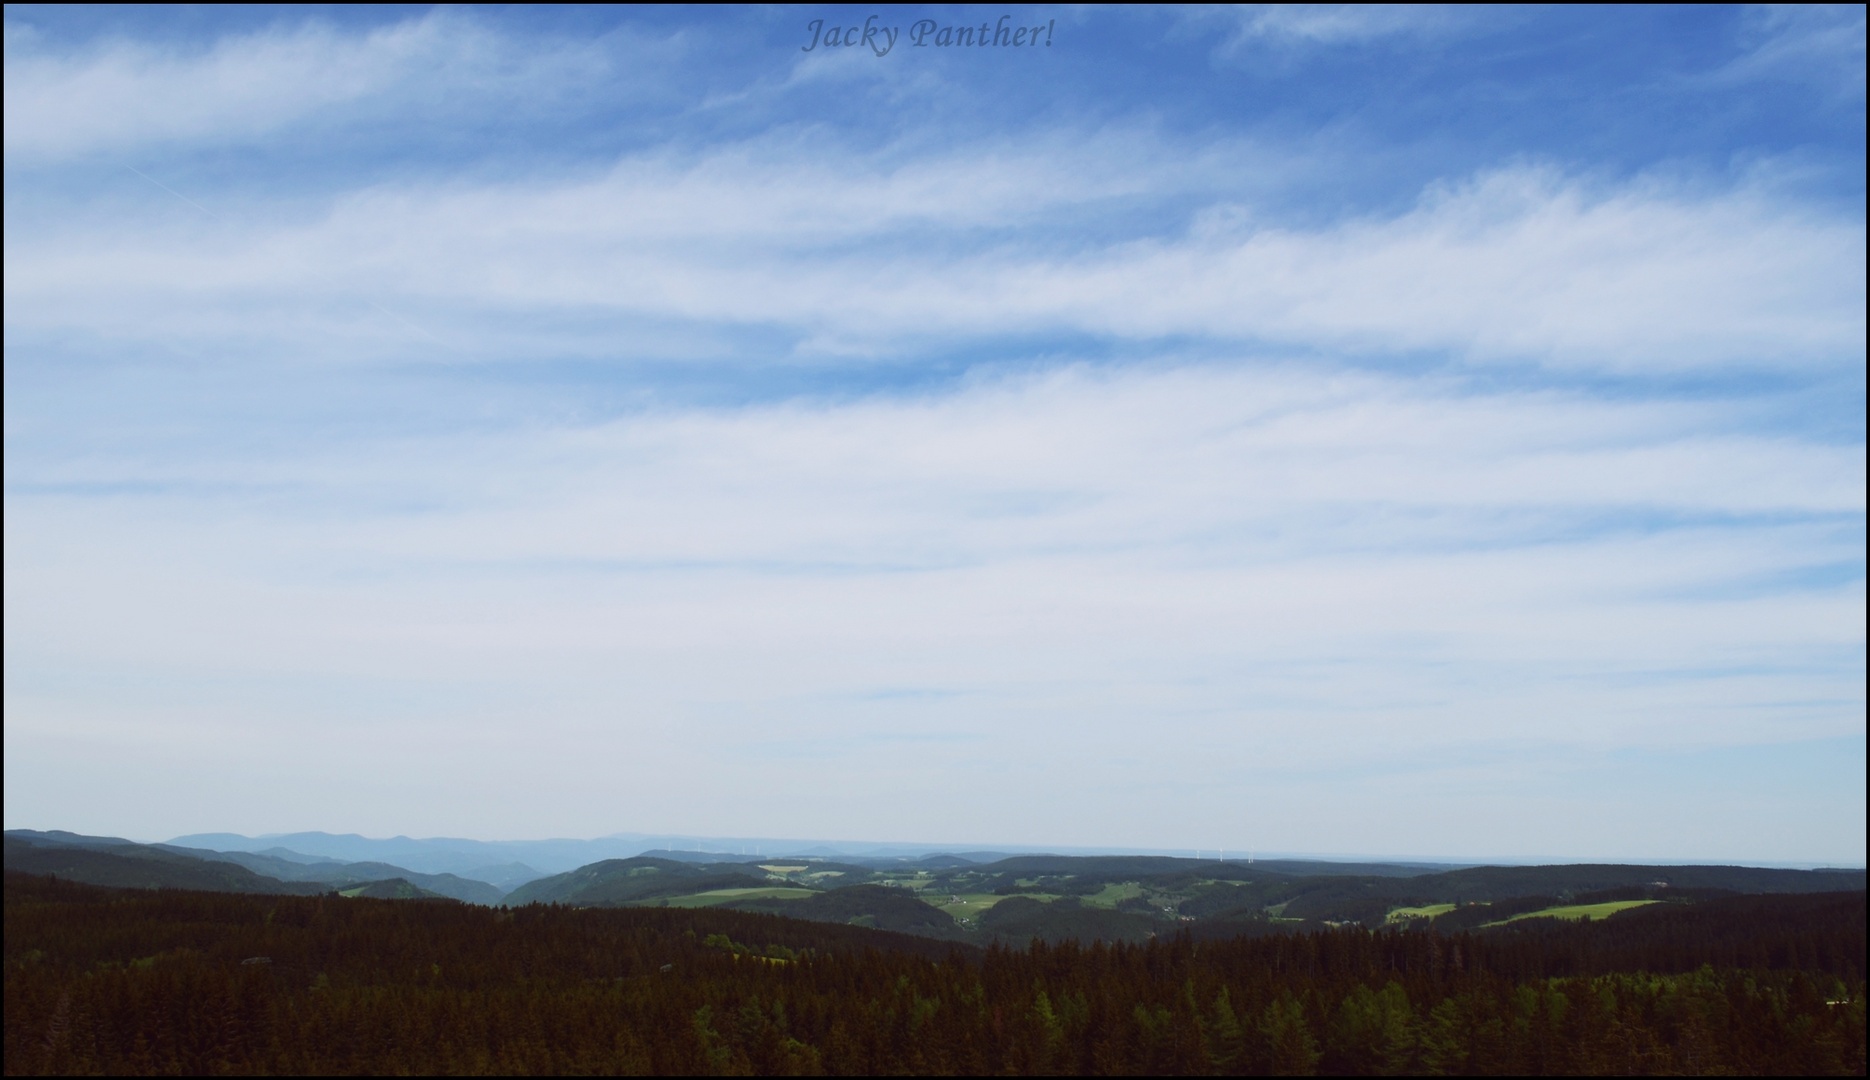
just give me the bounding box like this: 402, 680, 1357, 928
1, 13, 632, 162
3, 10, 1862, 855
7, 366, 1859, 767
6, 148, 1862, 373
1192, 4, 1493, 56
1031, 169, 1864, 369
1721, 5, 1867, 101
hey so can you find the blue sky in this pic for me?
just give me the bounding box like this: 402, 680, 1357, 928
3, 5, 1864, 863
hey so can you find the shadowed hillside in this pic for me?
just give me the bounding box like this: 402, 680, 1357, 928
3, 837, 322, 896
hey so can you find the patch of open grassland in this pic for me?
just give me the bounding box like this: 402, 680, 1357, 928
657, 888, 819, 908
934, 893, 1058, 919
1388, 904, 1456, 921
1082, 882, 1144, 908
1486, 900, 1659, 926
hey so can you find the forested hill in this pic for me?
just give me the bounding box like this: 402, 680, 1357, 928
5, 873, 1862, 1076
9, 829, 1862, 949
502, 856, 779, 906
500, 853, 1864, 948
2, 837, 322, 896
4, 831, 503, 904
1405, 862, 1865, 898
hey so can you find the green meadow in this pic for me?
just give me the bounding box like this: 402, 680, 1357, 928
1082, 882, 1146, 908
1486, 899, 1659, 926
655, 887, 819, 908
932, 893, 1058, 920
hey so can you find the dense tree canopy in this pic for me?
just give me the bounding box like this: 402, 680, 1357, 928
5, 873, 1863, 1075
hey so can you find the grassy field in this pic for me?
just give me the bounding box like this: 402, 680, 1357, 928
1388, 903, 1456, 921
656, 888, 819, 908
932, 893, 1059, 920
1486, 900, 1659, 926
1082, 882, 1145, 908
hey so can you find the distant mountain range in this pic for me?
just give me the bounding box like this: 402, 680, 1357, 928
7, 828, 1862, 949
6, 831, 483, 903
158, 830, 1514, 876
164, 831, 611, 879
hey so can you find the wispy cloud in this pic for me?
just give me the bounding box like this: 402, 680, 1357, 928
9, 365, 1859, 755
3, 7, 1862, 856
1720, 5, 1867, 101
2, 12, 656, 162
1201, 4, 1491, 51
7, 149, 1862, 373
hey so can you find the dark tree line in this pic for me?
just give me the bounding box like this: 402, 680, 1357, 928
6, 873, 1863, 1075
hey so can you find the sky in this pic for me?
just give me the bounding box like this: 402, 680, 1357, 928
3, 4, 1864, 864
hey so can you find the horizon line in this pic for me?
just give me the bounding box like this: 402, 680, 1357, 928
9, 826, 1858, 871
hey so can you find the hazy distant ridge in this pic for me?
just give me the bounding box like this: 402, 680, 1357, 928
6, 831, 499, 904
10, 828, 1863, 938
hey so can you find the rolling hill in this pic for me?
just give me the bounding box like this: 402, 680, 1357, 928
722, 883, 966, 939
5, 831, 499, 903
4, 836, 322, 895
502, 857, 772, 906
9, 828, 1863, 949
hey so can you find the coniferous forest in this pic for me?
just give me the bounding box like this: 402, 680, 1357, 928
5, 872, 1864, 1075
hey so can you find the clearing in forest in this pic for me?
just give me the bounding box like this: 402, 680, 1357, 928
1082, 882, 1145, 908
1485, 900, 1660, 926
934, 893, 1059, 919
657, 888, 819, 908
